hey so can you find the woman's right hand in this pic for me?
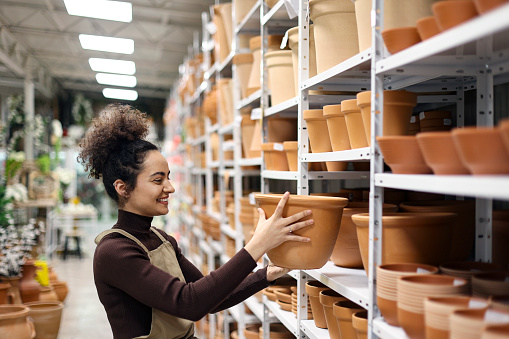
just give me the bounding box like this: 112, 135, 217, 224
244, 192, 313, 262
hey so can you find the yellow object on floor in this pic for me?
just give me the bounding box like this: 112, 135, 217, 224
34, 259, 49, 286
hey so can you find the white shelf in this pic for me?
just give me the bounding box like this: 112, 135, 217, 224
264, 299, 299, 336
210, 240, 223, 254
262, 170, 299, 180
191, 168, 207, 175
221, 254, 231, 265
239, 157, 262, 166
208, 123, 220, 134
208, 211, 222, 223
235, 0, 261, 34
191, 254, 202, 268
190, 135, 206, 146
219, 123, 235, 135
265, 95, 357, 116
204, 63, 217, 80
218, 52, 234, 75
262, 0, 294, 26
304, 261, 369, 309
308, 171, 370, 181
301, 148, 371, 162
245, 296, 275, 322
373, 317, 408, 339
221, 224, 238, 239
209, 161, 220, 168
265, 97, 299, 116
220, 168, 261, 177
237, 89, 261, 110
300, 320, 330, 339
376, 173, 509, 201
228, 304, 261, 325
199, 240, 213, 255
192, 226, 203, 238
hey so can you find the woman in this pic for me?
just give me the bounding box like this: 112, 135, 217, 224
77, 104, 313, 339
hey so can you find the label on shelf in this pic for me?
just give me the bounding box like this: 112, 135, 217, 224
273, 143, 284, 151
251, 108, 262, 120
469, 299, 488, 308
444, 118, 452, 126
410, 116, 417, 123
484, 309, 509, 324
416, 268, 430, 274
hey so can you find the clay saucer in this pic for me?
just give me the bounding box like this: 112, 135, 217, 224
377, 136, 432, 174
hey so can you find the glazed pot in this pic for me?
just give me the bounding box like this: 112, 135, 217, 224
474, 0, 509, 13
266, 50, 296, 106
255, 194, 348, 269
357, 90, 418, 146
416, 16, 441, 40
333, 300, 363, 339
0, 305, 35, 339
432, 0, 479, 31
319, 289, 346, 339
378, 135, 433, 174
352, 310, 368, 339
309, 0, 359, 73
24, 301, 64, 339
376, 263, 439, 327
341, 99, 368, 148
416, 131, 470, 175
452, 127, 509, 175
233, 54, 254, 99
482, 323, 509, 339
493, 210, 509, 269
450, 308, 509, 339
439, 261, 503, 292
19, 260, 41, 303
287, 25, 318, 94
261, 143, 290, 171
283, 142, 298, 171
247, 35, 284, 95
352, 212, 456, 275
382, 27, 422, 54
399, 200, 476, 261
305, 280, 328, 328
472, 272, 509, 298
330, 202, 398, 268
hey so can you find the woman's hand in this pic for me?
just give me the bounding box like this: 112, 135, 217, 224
266, 263, 291, 282
244, 192, 312, 262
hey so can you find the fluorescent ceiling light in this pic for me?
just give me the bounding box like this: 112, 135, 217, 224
79, 34, 134, 54
96, 73, 137, 87
103, 88, 138, 101
64, 0, 132, 22
89, 58, 136, 75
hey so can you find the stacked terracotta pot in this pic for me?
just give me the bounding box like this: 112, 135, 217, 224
247, 35, 284, 96
199, 213, 221, 241
262, 117, 298, 171
212, 3, 233, 63
450, 308, 509, 339
290, 287, 313, 318
239, 196, 257, 243
334, 300, 364, 339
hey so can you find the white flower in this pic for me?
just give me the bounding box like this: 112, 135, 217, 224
68, 125, 85, 141
51, 119, 63, 138
9, 151, 25, 163
5, 183, 28, 202
55, 167, 76, 186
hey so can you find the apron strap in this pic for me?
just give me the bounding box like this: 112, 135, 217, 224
150, 227, 168, 243
95, 229, 151, 254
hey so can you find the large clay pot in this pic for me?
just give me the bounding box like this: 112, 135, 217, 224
341, 99, 368, 148
309, 0, 359, 73
0, 305, 35, 339
234, 0, 257, 24
382, 27, 422, 54
24, 301, 64, 339
261, 143, 289, 171
452, 127, 509, 175
254, 194, 348, 269
213, 3, 233, 63
330, 202, 398, 268
439, 261, 503, 293
283, 142, 298, 171
357, 90, 418, 146
267, 117, 298, 143
377, 136, 433, 174
266, 50, 295, 106
319, 290, 346, 339
483, 323, 509, 339
0, 283, 10, 304
450, 308, 509, 339
352, 310, 368, 339
352, 212, 456, 275
432, 0, 479, 32
493, 210, 509, 270
399, 200, 476, 262
19, 261, 41, 303
287, 25, 317, 93
333, 300, 363, 339
247, 35, 284, 95
39, 286, 59, 302
0, 276, 22, 304
305, 281, 328, 328
233, 54, 254, 99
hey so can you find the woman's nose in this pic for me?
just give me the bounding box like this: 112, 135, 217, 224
164, 181, 175, 193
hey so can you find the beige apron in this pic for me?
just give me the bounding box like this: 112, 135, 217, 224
95, 227, 195, 339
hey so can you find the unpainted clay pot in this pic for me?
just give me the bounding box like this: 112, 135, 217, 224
24, 301, 64, 339
499, 119, 509, 154
416, 131, 470, 175
450, 308, 509, 339
39, 286, 58, 302
309, 0, 359, 73
352, 212, 456, 275
439, 261, 503, 293
382, 27, 422, 54
0, 305, 35, 339
305, 281, 328, 328
233, 54, 254, 99
482, 323, 509, 339
474, 0, 509, 13
241, 116, 261, 158
0, 283, 10, 304
377, 136, 433, 174
493, 210, 509, 270
452, 127, 509, 175
287, 25, 318, 94
266, 50, 296, 106
234, 0, 257, 24
333, 300, 363, 339
247, 35, 284, 95
319, 290, 346, 339
432, 0, 479, 31
416, 16, 441, 40
267, 117, 298, 143
244, 323, 261, 339
357, 90, 418, 146
330, 202, 398, 268
49, 281, 68, 303
283, 142, 298, 171
258, 323, 294, 339
352, 310, 368, 339
409, 116, 420, 135
261, 143, 289, 171
323, 104, 351, 152
0, 276, 22, 304
19, 260, 41, 303
341, 99, 368, 148
254, 194, 348, 269
399, 200, 475, 262
213, 3, 233, 63
472, 272, 509, 299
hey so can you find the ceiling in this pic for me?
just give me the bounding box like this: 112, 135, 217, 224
0, 0, 215, 100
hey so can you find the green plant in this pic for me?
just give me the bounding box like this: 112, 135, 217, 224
0, 186, 13, 229
37, 154, 51, 174
5, 151, 25, 182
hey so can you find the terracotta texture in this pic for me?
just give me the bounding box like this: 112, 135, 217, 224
377, 136, 433, 174
305, 281, 328, 328
450, 308, 509, 339
19, 261, 41, 303
382, 27, 422, 54
309, 0, 359, 73
261, 143, 290, 171
352, 212, 456, 274
218, 78, 234, 126
247, 35, 283, 95
416, 131, 470, 175
416, 16, 441, 40
287, 25, 317, 94
323, 105, 351, 152
333, 300, 363, 339
432, 0, 479, 31
341, 99, 368, 148
267, 117, 298, 143
266, 50, 296, 106
474, 0, 509, 13
439, 261, 502, 292
24, 301, 63, 339
254, 194, 348, 269
399, 200, 475, 262
357, 90, 418, 146
213, 3, 232, 63
319, 289, 346, 339
233, 54, 254, 99
0, 276, 22, 304
483, 324, 509, 339
472, 272, 509, 298
283, 142, 298, 171
241, 116, 261, 159
500, 119, 509, 154
493, 210, 509, 269
243, 323, 261, 339
0, 305, 35, 339
234, 0, 257, 24
39, 286, 58, 302
352, 310, 368, 339
0, 283, 10, 304
452, 127, 509, 174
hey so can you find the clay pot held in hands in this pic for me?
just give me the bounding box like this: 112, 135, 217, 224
254, 194, 348, 269
306, 281, 328, 328
382, 27, 422, 54
377, 136, 433, 174
474, 0, 509, 13
416, 131, 470, 175
319, 289, 346, 339
416, 16, 441, 40
432, 0, 479, 31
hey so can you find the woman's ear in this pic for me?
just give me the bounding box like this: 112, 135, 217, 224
113, 180, 129, 198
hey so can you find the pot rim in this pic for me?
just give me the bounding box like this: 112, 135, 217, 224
0, 305, 30, 319
255, 193, 348, 208
351, 212, 457, 227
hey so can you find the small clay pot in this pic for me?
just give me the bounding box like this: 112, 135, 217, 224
416, 16, 441, 40
377, 136, 433, 174
499, 119, 509, 154
450, 308, 509, 339
352, 310, 368, 339
0, 305, 35, 339
244, 323, 261, 339
482, 323, 509, 339
333, 300, 363, 339
323, 104, 351, 152
439, 261, 503, 292
416, 131, 470, 175
275, 289, 292, 304
261, 143, 289, 171
432, 0, 479, 31
319, 289, 346, 339
305, 280, 328, 328
283, 142, 298, 171
474, 0, 509, 13
382, 27, 422, 54
341, 99, 368, 148
409, 116, 421, 135
472, 272, 509, 298
24, 301, 64, 339
452, 127, 509, 175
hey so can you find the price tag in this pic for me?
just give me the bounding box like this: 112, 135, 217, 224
419, 112, 426, 120
249, 192, 256, 205
284, 0, 299, 19
468, 299, 487, 309
251, 108, 262, 120
484, 309, 509, 324
453, 279, 464, 286
416, 268, 430, 274
443, 118, 452, 126
235, 115, 243, 126
410, 116, 417, 123
281, 30, 290, 50
273, 143, 284, 151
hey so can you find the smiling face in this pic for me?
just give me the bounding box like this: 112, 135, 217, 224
122, 150, 175, 217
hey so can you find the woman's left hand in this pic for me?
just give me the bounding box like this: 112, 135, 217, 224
266, 263, 291, 282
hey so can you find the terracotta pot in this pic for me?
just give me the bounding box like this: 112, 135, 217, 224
241, 116, 261, 158
287, 25, 317, 94
416, 131, 470, 175
352, 310, 368, 339
275, 290, 292, 304
439, 262, 503, 292
276, 299, 292, 312
357, 90, 418, 146
0, 283, 10, 304
255, 194, 348, 269
39, 286, 58, 302
233, 54, 253, 99
266, 50, 295, 106
341, 99, 368, 148
382, 27, 422, 54
416, 16, 441, 40
491, 296, 509, 312
452, 127, 509, 175
432, 0, 479, 31
319, 289, 346, 339
499, 119, 509, 154
323, 105, 351, 152
330, 202, 398, 268
309, 0, 359, 73
305, 280, 328, 328
409, 116, 420, 135
419, 118, 452, 131
261, 143, 289, 171
333, 300, 363, 339
474, 0, 509, 13
234, 0, 257, 24
354, 0, 437, 51
493, 210, 509, 270
450, 308, 509, 339
213, 3, 233, 62
19, 261, 41, 303
218, 78, 234, 126
258, 323, 294, 339
0, 305, 35, 339
249, 118, 262, 156
0, 276, 22, 304
472, 272, 509, 298
24, 301, 63, 339
247, 35, 284, 95
424, 296, 489, 339
304, 109, 347, 171
377, 136, 433, 174
283, 142, 298, 171
244, 323, 260, 339
482, 323, 509, 339
376, 263, 439, 326
352, 212, 456, 275
267, 117, 298, 143
265, 0, 279, 8
399, 200, 475, 262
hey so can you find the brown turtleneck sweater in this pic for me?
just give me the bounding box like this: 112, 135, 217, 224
94, 210, 270, 339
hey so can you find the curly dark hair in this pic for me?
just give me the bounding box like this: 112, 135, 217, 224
77, 104, 158, 205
